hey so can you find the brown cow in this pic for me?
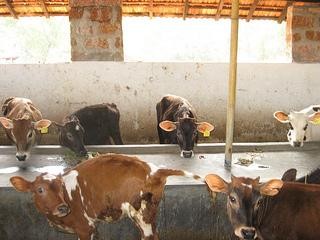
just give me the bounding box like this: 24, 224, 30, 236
205, 174, 320, 240
0, 97, 51, 161
10, 153, 201, 240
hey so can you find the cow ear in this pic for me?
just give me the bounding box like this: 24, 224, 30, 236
10, 176, 32, 192
260, 179, 283, 196
205, 174, 228, 194
159, 120, 177, 132
308, 112, 320, 125
281, 168, 297, 182
197, 122, 214, 133
34, 119, 52, 130
273, 111, 289, 123
0, 117, 13, 129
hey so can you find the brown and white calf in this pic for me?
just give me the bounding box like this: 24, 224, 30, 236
10, 153, 200, 240
205, 174, 320, 240
274, 105, 320, 147
0, 97, 51, 161
156, 95, 214, 158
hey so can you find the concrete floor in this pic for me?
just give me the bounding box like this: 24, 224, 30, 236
0, 142, 320, 240
0, 142, 319, 186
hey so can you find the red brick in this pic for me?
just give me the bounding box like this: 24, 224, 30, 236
292, 33, 302, 42
100, 23, 118, 34
69, 7, 84, 19
101, 7, 112, 22
85, 38, 109, 49
293, 44, 320, 62
292, 15, 314, 28
305, 31, 320, 41
90, 8, 99, 21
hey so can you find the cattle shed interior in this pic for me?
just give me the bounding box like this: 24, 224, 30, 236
1, 0, 320, 239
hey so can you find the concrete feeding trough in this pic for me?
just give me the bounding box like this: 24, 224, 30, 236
0, 142, 319, 240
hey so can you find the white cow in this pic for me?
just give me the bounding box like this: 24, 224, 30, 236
274, 105, 320, 147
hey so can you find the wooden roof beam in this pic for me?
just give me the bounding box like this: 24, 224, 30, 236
4, 0, 18, 19
183, 0, 189, 20
39, 0, 49, 18
278, 1, 293, 23
246, 0, 259, 22
215, 0, 224, 21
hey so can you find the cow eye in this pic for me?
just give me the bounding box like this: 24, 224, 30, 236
37, 187, 44, 194
257, 199, 263, 206
66, 133, 73, 140
229, 196, 236, 203
303, 124, 308, 131
288, 123, 294, 130
28, 131, 33, 138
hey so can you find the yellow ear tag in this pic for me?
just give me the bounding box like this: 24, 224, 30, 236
312, 118, 320, 125
203, 130, 210, 137
40, 127, 48, 134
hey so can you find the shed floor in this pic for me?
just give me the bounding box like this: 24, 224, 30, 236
0, 142, 319, 186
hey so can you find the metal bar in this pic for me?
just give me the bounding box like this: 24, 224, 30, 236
215, 0, 224, 20
183, 0, 189, 20
224, 0, 239, 169
39, 0, 49, 18
4, 0, 18, 19
246, 0, 259, 22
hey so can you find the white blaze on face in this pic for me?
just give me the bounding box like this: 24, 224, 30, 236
42, 173, 57, 181
62, 170, 79, 201
75, 125, 80, 131
288, 112, 309, 146
241, 183, 252, 189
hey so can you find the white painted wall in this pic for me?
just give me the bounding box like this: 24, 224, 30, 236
0, 62, 319, 144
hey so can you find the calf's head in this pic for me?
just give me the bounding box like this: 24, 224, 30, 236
55, 117, 87, 156
159, 118, 214, 158
10, 174, 70, 217
274, 111, 320, 147
0, 117, 51, 161
205, 174, 283, 240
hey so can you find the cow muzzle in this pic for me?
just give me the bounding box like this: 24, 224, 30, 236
180, 150, 194, 158
292, 141, 303, 147
16, 153, 27, 161
54, 204, 70, 217
238, 227, 257, 240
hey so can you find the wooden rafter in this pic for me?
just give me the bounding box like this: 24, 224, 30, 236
215, 0, 224, 20
183, 0, 189, 20
278, 1, 293, 23
149, 0, 153, 18
246, 0, 259, 22
4, 0, 18, 19
39, 0, 49, 18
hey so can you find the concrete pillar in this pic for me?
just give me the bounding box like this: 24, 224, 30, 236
69, 0, 124, 61
286, 4, 320, 63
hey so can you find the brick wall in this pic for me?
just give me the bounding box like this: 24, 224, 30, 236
287, 5, 320, 63
69, 0, 124, 61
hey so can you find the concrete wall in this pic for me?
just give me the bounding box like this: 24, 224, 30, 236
0, 62, 319, 144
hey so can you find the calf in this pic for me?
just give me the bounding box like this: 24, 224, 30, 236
54, 103, 123, 156
156, 95, 214, 158
205, 174, 320, 240
10, 153, 200, 240
0, 97, 51, 161
282, 167, 320, 184
274, 105, 320, 147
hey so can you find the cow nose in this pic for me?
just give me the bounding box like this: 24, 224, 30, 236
79, 149, 88, 157
57, 204, 70, 215
241, 228, 256, 240
16, 154, 27, 161
293, 141, 302, 147
181, 150, 193, 158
